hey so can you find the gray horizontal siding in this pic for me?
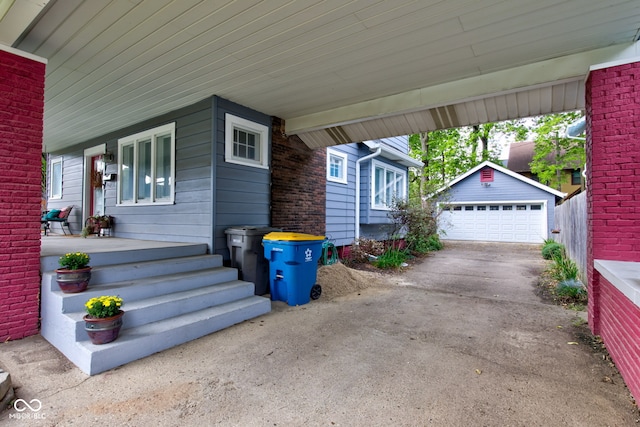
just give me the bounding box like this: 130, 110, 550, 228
105, 99, 214, 245
214, 96, 272, 259
326, 143, 358, 246
327, 137, 412, 246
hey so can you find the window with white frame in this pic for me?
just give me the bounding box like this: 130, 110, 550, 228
50, 157, 62, 199
117, 123, 175, 205
327, 148, 348, 184
371, 160, 407, 209
225, 113, 269, 169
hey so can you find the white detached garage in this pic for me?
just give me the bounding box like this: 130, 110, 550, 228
438, 161, 566, 244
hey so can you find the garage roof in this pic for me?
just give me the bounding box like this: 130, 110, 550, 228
440, 160, 567, 199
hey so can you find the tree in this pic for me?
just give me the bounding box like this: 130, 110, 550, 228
529, 111, 584, 190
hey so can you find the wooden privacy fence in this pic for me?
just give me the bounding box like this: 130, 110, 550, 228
553, 191, 587, 282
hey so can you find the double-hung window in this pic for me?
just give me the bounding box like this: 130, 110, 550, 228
117, 123, 175, 205
327, 148, 348, 184
372, 159, 406, 209
225, 114, 269, 169
50, 157, 63, 199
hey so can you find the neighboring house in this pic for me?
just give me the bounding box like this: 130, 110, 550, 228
45, 96, 273, 260
438, 161, 566, 244
325, 137, 423, 248
506, 141, 583, 195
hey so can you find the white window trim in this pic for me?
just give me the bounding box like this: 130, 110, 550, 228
225, 113, 269, 169
327, 148, 348, 184
116, 122, 176, 206
50, 157, 63, 199
371, 159, 407, 210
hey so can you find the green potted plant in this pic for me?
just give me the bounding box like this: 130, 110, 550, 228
55, 252, 91, 293
83, 295, 125, 345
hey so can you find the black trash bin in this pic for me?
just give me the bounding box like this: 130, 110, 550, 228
225, 226, 281, 295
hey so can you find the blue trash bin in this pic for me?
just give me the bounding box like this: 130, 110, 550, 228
262, 232, 325, 306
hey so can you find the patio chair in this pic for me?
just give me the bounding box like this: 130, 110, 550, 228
41, 206, 73, 235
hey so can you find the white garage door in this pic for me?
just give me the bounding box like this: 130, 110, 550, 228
440, 203, 546, 243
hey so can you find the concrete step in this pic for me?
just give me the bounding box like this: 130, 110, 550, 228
40, 242, 209, 272
49, 266, 239, 313
43, 254, 226, 293
65, 280, 256, 338
74, 296, 271, 375
41, 247, 271, 376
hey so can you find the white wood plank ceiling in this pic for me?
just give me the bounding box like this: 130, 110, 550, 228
3, 0, 640, 151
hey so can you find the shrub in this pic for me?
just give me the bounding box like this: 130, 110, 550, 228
542, 242, 565, 260
551, 255, 579, 281
388, 198, 442, 254
374, 248, 409, 269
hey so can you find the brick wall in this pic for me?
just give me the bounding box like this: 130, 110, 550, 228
0, 49, 46, 340
586, 61, 640, 402
598, 276, 640, 400
271, 118, 326, 236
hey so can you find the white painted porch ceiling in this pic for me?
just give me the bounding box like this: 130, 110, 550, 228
5, 0, 640, 151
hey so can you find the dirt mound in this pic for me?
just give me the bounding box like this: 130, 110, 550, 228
316, 262, 389, 300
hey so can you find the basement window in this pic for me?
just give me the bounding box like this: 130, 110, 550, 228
225, 114, 269, 169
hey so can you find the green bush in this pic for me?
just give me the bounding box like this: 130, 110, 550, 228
388, 199, 442, 254
551, 255, 579, 281
542, 242, 565, 260
374, 248, 409, 269
407, 233, 443, 253
556, 283, 585, 299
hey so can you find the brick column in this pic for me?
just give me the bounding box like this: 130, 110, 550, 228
0, 48, 46, 340
271, 118, 326, 236
586, 60, 640, 401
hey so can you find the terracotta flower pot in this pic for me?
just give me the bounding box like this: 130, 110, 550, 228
84, 310, 125, 345
55, 267, 92, 293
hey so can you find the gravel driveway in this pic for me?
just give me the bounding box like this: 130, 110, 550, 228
1, 241, 637, 426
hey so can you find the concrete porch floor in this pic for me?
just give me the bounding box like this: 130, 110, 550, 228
41, 234, 199, 258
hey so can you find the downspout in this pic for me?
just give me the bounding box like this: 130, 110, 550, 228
565, 116, 587, 182
355, 146, 382, 242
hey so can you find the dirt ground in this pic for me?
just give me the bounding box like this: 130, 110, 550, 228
1, 241, 638, 426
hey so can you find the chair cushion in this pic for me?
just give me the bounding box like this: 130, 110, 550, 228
57, 208, 71, 219
45, 209, 61, 219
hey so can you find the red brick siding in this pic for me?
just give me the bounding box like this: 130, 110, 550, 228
271, 119, 326, 236
0, 50, 46, 340
599, 276, 640, 401
586, 61, 640, 403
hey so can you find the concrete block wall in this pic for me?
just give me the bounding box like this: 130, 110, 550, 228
271, 118, 326, 236
586, 60, 640, 402
0, 49, 46, 341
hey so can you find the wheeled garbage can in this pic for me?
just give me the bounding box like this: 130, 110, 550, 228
225, 226, 281, 295
262, 232, 325, 306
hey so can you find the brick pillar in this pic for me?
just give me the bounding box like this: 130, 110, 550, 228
271, 118, 326, 236
0, 48, 46, 340
586, 60, 640, 402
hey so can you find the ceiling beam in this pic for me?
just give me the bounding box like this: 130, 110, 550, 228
286, 43, 640, 135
